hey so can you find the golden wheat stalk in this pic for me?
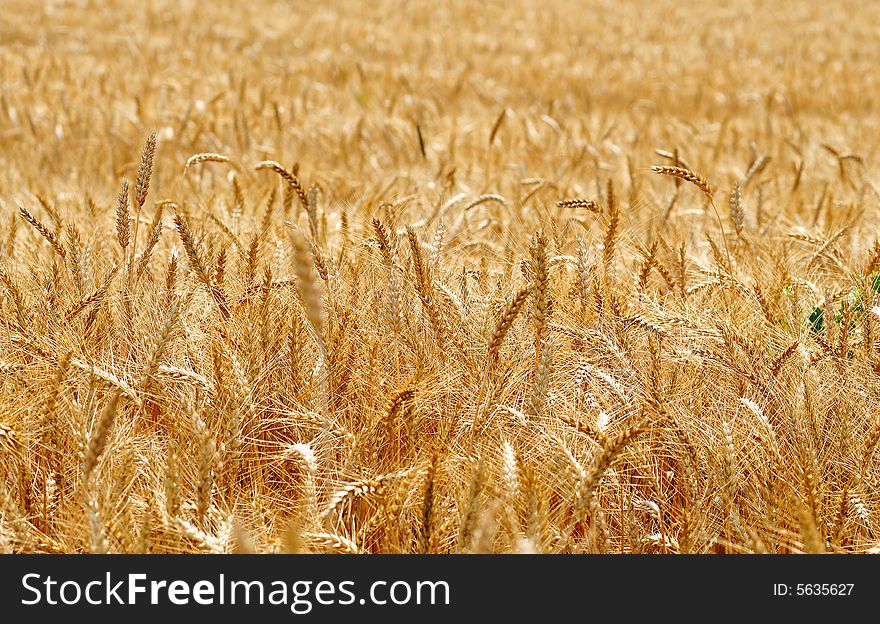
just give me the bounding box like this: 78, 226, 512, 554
651, 165, 713, 198
183, 152, 233, 175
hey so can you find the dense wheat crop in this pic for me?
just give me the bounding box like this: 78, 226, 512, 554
2, 0, 880, 554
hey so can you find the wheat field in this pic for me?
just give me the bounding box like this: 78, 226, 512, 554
1, 0, 880, 554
